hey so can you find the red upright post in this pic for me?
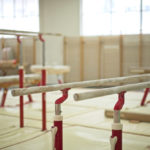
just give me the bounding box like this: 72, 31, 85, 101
19, 66, 24, 127
140, 88, 149, 106
27, 94, 33, 103
39, 33, 47, 131
54, 115, 63, 150
42, 68, 46, 131
52, 88, 70, 150
17, 35, 24, 128
0, 88, 8, 107
110, 91, 126, 150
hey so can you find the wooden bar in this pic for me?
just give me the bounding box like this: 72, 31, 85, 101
105, 109, 150, 122
0, 29, 62, 37
98, 37, 102, 79
139, 0, 143, 67
1, 37, 5, 49
0, 74, 40, 88
0, 32, 37, 37
16, 39, 20, 63
74, 81, 150, 101
0, 60, 17, 68
33, 37, 36, 64
12, 74, 150, 96
63, 37, 67, 66
130, 67, 150, 74
139, 33, 143, 67
119, 34, 123, 76
63, 37, 67, 82
80, 37, 84, 81
30, 65, 70, 74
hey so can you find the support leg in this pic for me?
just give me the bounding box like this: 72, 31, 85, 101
110, 111, 122, 150
140, 88, 149, 106
54, 115, 63, 150
42, 69, 46, 131
0, 88, 8, 107
27, 94, 33, 103
110, 92, 125, 150
19, 67, 24, 128
57, 75, 63, 84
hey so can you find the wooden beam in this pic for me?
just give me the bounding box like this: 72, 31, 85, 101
105, 109, 150, 122
80, 36, 84, 81
139, 33, 143, 67
0, 29, 62, 37
1, 37, 5, 49
33, 37, 36, 64
16, 39, 20, 64
0, 74, 40, 88
63, 37, 67, 65
12, 74, 150, 96
98, 37, 102, 79
139, 0, 143, 67
30, 65, 70, 74
63, 36, 67, 83
74, 81, 150, 101
119, 34, 123, 76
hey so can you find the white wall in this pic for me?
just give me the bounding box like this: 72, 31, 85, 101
38, 0, 80, 83
39, 0, 80, 36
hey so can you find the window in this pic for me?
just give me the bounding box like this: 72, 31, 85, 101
0, 0, 39, 31
81, 0, 150, 36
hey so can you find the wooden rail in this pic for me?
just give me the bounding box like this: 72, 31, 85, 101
74, 81, 150, 101
0, 29, 62, 37
0, 74, 40, 88
11, 74, 150, 96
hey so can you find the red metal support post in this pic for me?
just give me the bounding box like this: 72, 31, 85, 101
140, 88, 149, 106
52, 88, 70, 150
17, 35, 24, 128
39, 33, 47, 131
0, 88, 8, 107
27, 94, 33, 103
42, 68, 46, 131
19, 66, 24, 127
110, 91, 126, 150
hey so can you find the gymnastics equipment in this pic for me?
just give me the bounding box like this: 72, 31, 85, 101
0, 74, 40, 107
30, 65, 70, 75
73, 81, 150, 101
130, 67, 150, 106
11, 74, 150, 150
1, 29, 64, 130
51, 88, 70, 150
73, 82, 150, 150
105, 109, 150, 123
0, 29, 61, 37
12, 74, 150, 96
130, 67, 150, 74
31, 34, 70, 130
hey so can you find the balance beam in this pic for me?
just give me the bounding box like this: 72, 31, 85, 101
105, 109, 150, 122
0, 74, 40, 88
30, 65, 70, 74
11, 74, 150, 96
74, 81, 150, 101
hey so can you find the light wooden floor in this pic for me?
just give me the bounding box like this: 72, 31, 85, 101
0, 88, 150, 150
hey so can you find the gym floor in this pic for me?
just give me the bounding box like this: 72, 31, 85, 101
0, 88, 150, 150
